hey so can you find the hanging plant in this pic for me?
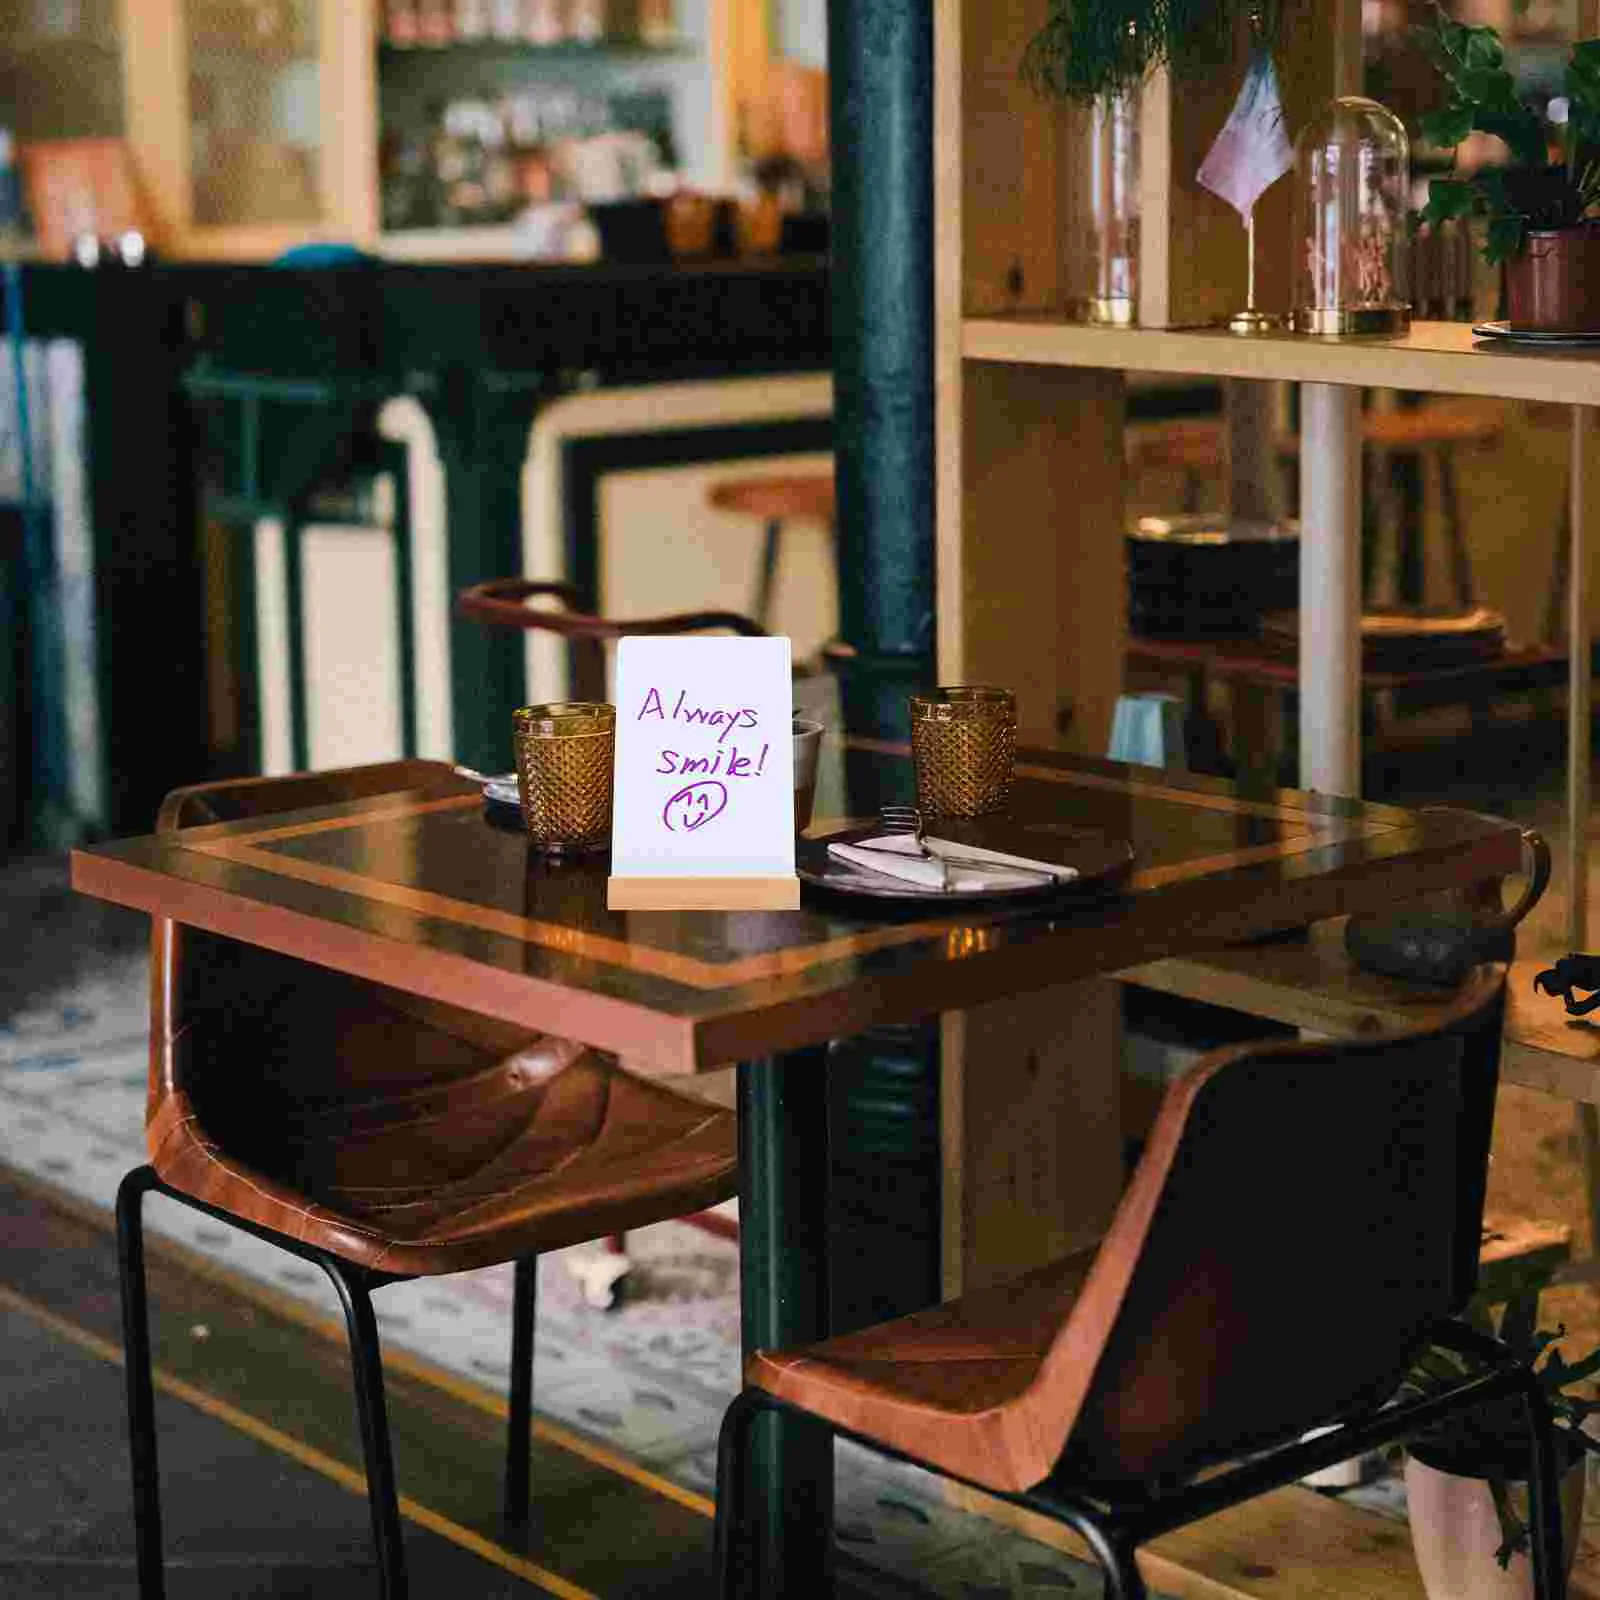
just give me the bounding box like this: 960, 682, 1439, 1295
1022, 0, 1287, 104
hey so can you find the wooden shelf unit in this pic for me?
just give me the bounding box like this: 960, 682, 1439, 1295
931, 0, 1600, 1309
934, 0, 1360, 758
936, 0, 1599, 940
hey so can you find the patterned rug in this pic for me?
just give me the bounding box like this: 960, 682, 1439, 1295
0, 939, 1117, 1599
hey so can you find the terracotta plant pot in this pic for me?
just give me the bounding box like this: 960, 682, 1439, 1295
1504, 225, 1600, 332
1404, 1451, 1585, 1600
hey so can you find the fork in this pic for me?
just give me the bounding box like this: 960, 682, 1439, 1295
856, 804, 950, 889
844, 806, 940, 896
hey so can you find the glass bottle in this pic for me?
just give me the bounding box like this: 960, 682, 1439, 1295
455, 0, 489, 39
1079, 89, 1140, 326
568, 0, 605, 43
524, 0, 563, 44
384, 1, 420, 46
1292, 96, 1411, 337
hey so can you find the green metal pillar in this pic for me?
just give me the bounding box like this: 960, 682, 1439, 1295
827, 0, 937, 747
426, 370, 543, 777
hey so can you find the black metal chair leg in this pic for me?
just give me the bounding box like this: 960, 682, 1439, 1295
1103, 1543, 1150, 1600
323, 1260, 409, 1600
713, 1389, 771, 1600
503, 1256, 538, 1537
1523, 1376, 1568, 1600
116, 1166, 165, 1600
1052, 1507, 1147, 1600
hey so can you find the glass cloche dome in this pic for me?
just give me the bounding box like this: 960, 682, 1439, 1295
1292, 96, 1411, 337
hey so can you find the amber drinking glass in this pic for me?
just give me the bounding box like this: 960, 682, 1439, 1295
512, 702, 616, 854
909, 687, 1016, 818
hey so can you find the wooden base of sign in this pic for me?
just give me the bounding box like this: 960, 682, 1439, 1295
607, 875, 801, 911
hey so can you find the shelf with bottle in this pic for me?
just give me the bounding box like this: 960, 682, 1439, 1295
377, 35, 690, 60
381, 0, 679, 52
0, 33, 119, 57
380, 85, 673, 234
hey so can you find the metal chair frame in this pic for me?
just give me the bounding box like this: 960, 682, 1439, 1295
712, 1318, 1565, 1600
117, 1164, 541, 1600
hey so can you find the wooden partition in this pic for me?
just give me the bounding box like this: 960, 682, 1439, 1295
934, 0, 1358, 1294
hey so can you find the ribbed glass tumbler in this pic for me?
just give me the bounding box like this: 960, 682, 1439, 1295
512, 702, 616, 854
909, 687, 1016, 818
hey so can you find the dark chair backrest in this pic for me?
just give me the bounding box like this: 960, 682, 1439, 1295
156, 757, 463, 831
145, 761, 500, 1138
1013, 965, 1507, 1491
455, 579, 765, 701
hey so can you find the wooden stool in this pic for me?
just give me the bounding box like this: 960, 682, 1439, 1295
706, 472, 836, 631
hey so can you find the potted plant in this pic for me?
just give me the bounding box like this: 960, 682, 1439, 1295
1398, 1293, 1600, 1599
1021, 0, 1287, 104
1417, 4, 1600, 331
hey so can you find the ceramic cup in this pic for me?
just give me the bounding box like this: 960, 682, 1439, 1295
793, 718, 824, 833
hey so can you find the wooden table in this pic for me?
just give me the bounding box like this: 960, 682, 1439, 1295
70, 747, 1525, 1596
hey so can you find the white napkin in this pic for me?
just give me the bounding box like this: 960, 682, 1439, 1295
481, 774, 520, 807
827, 833, 1077, 894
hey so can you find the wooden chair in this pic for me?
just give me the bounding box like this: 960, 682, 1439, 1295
116, 759, 738, 1600
457, 577, 766, 703
713, 966, 1569, 1600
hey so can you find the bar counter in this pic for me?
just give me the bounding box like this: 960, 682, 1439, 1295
2, 254, 831, 840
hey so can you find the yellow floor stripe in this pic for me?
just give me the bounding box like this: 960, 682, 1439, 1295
2, 1166, 714, 1520
0, 1281, 599, 1600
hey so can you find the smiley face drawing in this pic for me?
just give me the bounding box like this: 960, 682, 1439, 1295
662, 780, 729, 833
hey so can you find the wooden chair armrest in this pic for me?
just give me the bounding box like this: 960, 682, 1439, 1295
456, 578, 766, 639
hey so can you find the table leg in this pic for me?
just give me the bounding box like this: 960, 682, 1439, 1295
737, 1048, 833, 1596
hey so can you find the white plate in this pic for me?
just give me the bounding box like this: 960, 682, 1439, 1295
1471, 320, 1600, 346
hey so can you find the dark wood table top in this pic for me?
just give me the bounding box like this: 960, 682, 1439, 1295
70, 746, 1524, 1076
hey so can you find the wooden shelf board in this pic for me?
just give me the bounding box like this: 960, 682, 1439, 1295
377, 37, 691, 62
964, 316, 1600, 407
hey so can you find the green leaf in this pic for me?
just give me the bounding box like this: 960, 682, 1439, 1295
1421, 104, 1476, 150
1485, 212, 1528, 264
1420, 177, 1481, 229
1464, 28, 1505, 72
1568, 39, 1600, 99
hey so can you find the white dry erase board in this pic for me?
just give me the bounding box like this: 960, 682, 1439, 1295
607, 635, 800, 910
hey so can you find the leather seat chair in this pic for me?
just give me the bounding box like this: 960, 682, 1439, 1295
117, 759, 737, 1600
713, 966, 1568, 1600
456, 577, 765, 704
